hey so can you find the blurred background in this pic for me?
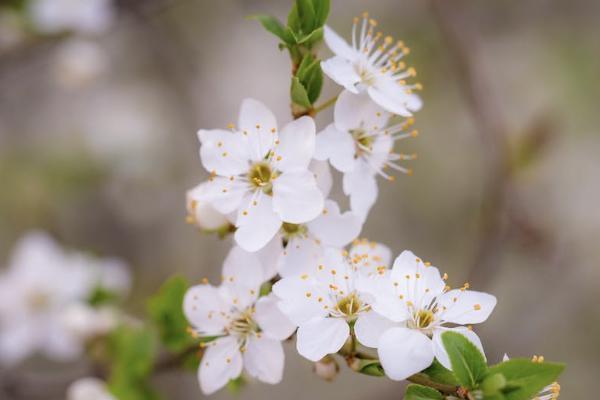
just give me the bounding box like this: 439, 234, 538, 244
1, 0, 599, 398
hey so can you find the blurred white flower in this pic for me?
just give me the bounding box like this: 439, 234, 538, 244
315, 90, 417, 219
29, 0, 114, 35
360, 251, 496, 381
61, 303, 119, 340
0, 231, 130, 365
186, 181, 234, 232
67, 377, 116, 400
321, 13, 422, 116
184, 246, 295, 395
53, 38, 108, 89
273, 247, 384, 362
195, 98, 324, 252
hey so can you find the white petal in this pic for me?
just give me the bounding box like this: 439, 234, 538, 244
378, 327, 434, 381
272, 171, 324, 223
0, 320, 40, 365
296, 317, 349, 362
390, 250, 446, 306
334, 89, 391, 133
438, 290, 497, 325
307, 200, 362, 247
343, 165, 378, 220
309, 159, 333, 198
367, 81, 415, 117
279, 236, 323, 278
199, 336, 243, 395
254, 235, 284, 281
221, 246, 264, 308
432, 327, 486, 370
354, 311, 398, 348
321, 56, 360, 93
234, 193, 282, 252
350, 239, 392, 270
237, 98, 278, 161
274, 116, 316, 172
243, 336, 285, 384
272, 277, 328, 325
183, 284, 229, 335
195, 176, 247, 214
254, 294, 296, 340
323, 25, 357, 60
198, 129, 250, 176
43, 320, 82, 361
314, 124, 356, 173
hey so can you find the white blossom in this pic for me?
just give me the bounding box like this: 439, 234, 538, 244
321, 13, 422, 116
315, 90, 418, 218
29, 0, 114, 35
273, 246, 392, 362
359, 251, 496, 381
0, 232, 129, 365
67, 377, 116, 400
184, 246, 295, 395
53, 38, 108, 89
195, 98, 324, 252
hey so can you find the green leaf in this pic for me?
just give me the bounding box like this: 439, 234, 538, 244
422, 359, 459, 386
310, 0, 330, 27
287, 4, 301, 34
296, 0, 316, 33
404, 384, 443, 400
249, 15, 295, 45
295, 54, 323, 104
481, 373, 507, 395
441, 331, 487, 389
291, 77, 312, 108
88, 285, 120, 307
107, 325, 159, 400
297, 26, 324, 47
355, 358, 385, 377
147, 276, 194, 352
487, 359, 564, 400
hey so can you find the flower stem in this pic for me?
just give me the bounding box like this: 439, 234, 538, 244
312, 95, 339, 114
406, 373, 459, 395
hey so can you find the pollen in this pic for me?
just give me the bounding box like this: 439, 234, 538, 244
474, 304, 481, 311
305, 292, 312, 298
255, 124, 261, 129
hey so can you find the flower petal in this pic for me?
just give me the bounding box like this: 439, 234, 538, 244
432, 327, 485, 370
254, 235, 284, 281
279, 236, 323, 278
438, 290, 497, 325
254, 294, 296, 340
198, 336, 243, 395
309, 159, 333, 198
243, 336, 285, 384
296, 317, 349, 362
272, 277, 328, 325
272, 171, 324, 223
198, 129, 250, 176
237, 98, 278, 161
323, 25, 357, 61
367, 80, 419, 117
183, 284, 229, 335
350, 239, 392, 270
321, 56, 360, 93
334, 89, 391, 133
343, 164, 378, 220
390, 250, 446, 306
314, 124, 356, 173
187, 182, 230, 230
195, 176, 247, 214
307, 200, 362, 247
378, 327, 434, 381
354, 311, 398, 348
274, 116, 315, 172
234, 193, 282, 252
221, 246, 265, 308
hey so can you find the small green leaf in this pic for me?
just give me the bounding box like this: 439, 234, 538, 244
287, 4, 301, 34
249, 15, 295, 45
422, 359, 459, 386
226, 376, 246, 394
404, 384, 443, 400
441, 331, 487, 389
487, 359, 564, 400
296, 0, 316, 33
310, 0, 330, 27
355, 358, 385, 377
297, 26, 324, 47
295, 54, 323, 104
88, 285, 120, 307
147, 276, 194, 352
481, 373, 507, 395
291, 77, 312, 108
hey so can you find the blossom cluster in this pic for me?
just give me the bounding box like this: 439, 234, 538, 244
184, 15, 498, 395
0, 231, 130, 366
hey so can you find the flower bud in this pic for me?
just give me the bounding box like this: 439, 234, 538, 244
314, 355, 339, 382
186, 183, 233, 232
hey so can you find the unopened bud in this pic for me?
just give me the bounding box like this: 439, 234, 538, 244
314, 355, 339, 382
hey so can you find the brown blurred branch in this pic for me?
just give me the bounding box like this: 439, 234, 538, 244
431, 0, 511, 289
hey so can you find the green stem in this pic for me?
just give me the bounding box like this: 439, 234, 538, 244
406, 373, 459, 395
312, 94, 339, 114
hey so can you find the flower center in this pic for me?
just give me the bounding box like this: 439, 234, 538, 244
356, 63, 376, 86
281, 222, 307, 239
415, 309, 434, 329
26, 290, 50, 312
350, 129, 373, 157
334, 292, 365, 320
248, 162, 273, 194
228, 308, 259, 337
